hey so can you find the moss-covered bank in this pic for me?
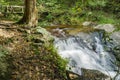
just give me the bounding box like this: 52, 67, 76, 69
0, 24, 67, 80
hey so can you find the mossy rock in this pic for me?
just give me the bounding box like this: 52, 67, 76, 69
28, 27, 54, 46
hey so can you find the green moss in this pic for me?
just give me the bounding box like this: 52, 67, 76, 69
0, 45, 9, 58
0, 37, 13, 45
45, 44, 67, 78
0, 46, 11, 80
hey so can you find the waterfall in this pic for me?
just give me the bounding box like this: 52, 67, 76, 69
54, 32, 119, 79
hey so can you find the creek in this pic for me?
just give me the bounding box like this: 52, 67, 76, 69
46, 25, 120, 80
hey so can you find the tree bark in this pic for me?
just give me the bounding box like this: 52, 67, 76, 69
19, 0, 38, 27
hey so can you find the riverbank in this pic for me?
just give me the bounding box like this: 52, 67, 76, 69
0, 21, 67, 80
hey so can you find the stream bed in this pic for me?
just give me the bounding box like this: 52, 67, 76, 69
46, 25, 120, 80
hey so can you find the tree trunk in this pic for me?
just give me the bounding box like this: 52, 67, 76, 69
19, 0, 38, 27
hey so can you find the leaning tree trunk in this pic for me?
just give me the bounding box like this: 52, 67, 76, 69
19, 0, 38, 27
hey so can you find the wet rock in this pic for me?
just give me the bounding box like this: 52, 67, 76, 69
94, 24, 115, 33
66, 69, 110, 80
110, 31, 120, 45
81, 68, 110, 80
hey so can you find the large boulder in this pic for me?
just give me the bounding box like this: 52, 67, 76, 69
35, 27, 54, 42
81, 69, 110, 80
28, 27, 54, 46
94, 24, 115, 33
82, 22, 115, 33
66, 69, 110, 80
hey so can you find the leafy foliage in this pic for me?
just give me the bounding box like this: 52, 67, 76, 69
0, 0, 7, 5
36, 0, 120, 26
1, 0, 120, 26
0, 46, 10, 80
4, 0, 23, 5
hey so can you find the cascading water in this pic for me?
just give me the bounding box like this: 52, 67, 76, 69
47, 26, 120, 79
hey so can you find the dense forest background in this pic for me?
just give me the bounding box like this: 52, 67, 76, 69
0, 0, 120, 27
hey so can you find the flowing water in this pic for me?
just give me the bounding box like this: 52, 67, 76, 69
47, 26, 120, 79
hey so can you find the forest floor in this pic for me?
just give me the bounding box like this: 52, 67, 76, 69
0, 20, 67, 80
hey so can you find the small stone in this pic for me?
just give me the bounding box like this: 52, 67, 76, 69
83, 21, 92, 26
26, 30, 31, 34
66, 70, 80, 80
